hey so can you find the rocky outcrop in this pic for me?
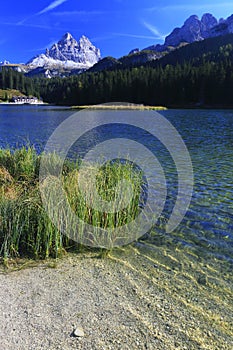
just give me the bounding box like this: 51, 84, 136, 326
211, 14, 233, 36
89, 56, 120, 72
119, 50, 163, 65
129, 48, 140, 55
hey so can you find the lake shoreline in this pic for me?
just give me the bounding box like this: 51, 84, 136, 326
0, 245, 232, 350
0, 107, 232, 349
2, 102, 233, 110
0, 102, 46, 106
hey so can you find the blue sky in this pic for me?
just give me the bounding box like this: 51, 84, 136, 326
1, 0, 233, 63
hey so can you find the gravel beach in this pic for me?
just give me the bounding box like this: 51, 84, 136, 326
0, 244, 232, 350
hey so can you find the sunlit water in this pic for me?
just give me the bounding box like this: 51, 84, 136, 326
0, 105, 232, 264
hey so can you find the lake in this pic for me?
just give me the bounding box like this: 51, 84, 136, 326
0, 104, 232, 264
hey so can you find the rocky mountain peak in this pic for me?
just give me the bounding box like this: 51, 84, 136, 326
184, 14, 199, 25
57, 32, 77, 48
164, 14, 218, 47
79, 35, 92, 45
201, 13, 218, 28
62, 32, 73, 41
144, 13, 221, 52
27, 33, 101, 71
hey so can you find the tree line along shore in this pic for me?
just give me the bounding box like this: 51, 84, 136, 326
1, 38, 233, 107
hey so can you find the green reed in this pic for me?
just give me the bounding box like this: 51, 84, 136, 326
63, 160, 143, 247
0, 147, 144, 261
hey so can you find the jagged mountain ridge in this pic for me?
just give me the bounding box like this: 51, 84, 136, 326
27, 33, 101, 72
2, 13, 233, 78
88, 32, 233, 74
143, 13, 233, 52
91, 13, 233, 74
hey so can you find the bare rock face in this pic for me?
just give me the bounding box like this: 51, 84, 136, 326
164, 14, 218, 47
201, 13, 218, 31
144, 13, 219, 52
47, 33, 100, 65
211, 14, 233, 36
27, 32, 101, 71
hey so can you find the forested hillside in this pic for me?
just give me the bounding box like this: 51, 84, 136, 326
37, 37, 233, 107
0, 68, 39, 99
1, 34, 233, 107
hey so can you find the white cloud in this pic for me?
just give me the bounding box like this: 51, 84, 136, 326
38, 0, 68, 15
113, 32, 160, 40
147, 2, 233, 12
3, 20, 66, 31
142, 21, 166, 40
16, 0, 68, 26
27, 40, 57, 52
52, 10, 105, 17
90, 35, 115, 42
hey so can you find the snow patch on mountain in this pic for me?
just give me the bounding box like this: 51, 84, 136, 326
27, 33, 101, 70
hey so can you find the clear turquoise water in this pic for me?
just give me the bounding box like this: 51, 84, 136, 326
161, 110, 233, 263
0, 106, 232, 263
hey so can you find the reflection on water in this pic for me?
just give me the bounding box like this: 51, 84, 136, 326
0, 106, 232, 264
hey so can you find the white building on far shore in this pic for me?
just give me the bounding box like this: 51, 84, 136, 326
11, 96, 43, 104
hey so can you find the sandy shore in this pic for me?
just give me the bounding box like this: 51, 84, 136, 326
0, 243, 232, 350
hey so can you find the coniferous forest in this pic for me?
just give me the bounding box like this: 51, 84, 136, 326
1, 35, 233, 107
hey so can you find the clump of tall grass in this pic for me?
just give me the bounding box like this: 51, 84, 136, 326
65, 161, 142, 228
0, 146, 39, 181
0, 147, 144, 261
0, 147, 68, 261
63, 160, 144, 247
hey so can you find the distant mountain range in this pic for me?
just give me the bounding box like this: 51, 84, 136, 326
144, 13, 218, 51
0, 33, 101, 78
90, 13, 233, 72
2, 13, 233, 77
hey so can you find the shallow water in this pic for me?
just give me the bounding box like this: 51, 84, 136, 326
0, 105, 232, 264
